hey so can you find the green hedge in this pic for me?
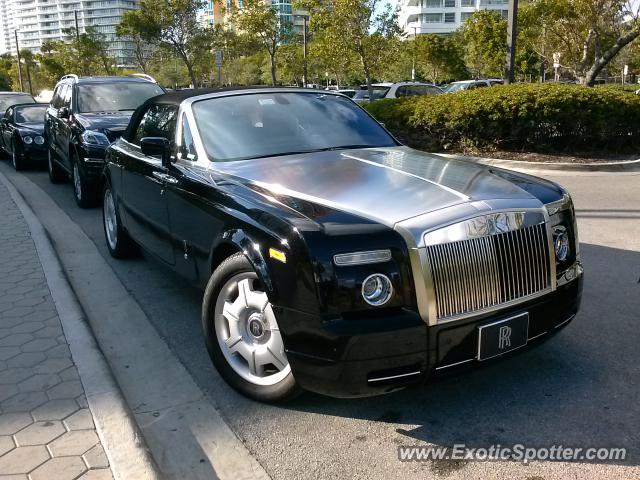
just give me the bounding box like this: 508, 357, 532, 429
364, 83, 640, 153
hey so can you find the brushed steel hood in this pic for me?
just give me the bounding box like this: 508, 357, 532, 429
214, 146, 539, 228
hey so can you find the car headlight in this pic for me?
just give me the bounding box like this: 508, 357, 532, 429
553, 226, 570, 262
22, 135, 33, 144
34, 135, 45, 145
81, 130, 110, 146
361, 274, 393, 306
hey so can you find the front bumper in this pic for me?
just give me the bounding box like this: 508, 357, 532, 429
279, 273, 583, 398
78, 145, 107, 180
20, 144, 47, 162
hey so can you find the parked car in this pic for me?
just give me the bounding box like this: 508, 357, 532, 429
352, 82, 443, 103
45, 74, 164, 207
335, 89, 356, 98
444, 79, 504, 93
101, 88, 582, 402
0, 91, 36, 112
0, 103, 48, 170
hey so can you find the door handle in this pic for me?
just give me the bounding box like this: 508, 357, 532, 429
152, 171, 178, 184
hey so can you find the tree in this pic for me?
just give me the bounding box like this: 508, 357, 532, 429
415, 34, 468, 83
19, 49, 36, 95
459, 10, 508, 78
309, 29, 361, 87
0, 53, 14, 91
300, 0, 401, 98
277, 44, 304, 85
230, 0, 292, 86
119, 0, 210, 87
523, 0, 640, 85
116, 18, 152, 73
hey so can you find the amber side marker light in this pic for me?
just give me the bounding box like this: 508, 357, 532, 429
269, 248, 287, 263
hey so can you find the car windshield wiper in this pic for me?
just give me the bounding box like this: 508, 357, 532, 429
237, 145, 381, 161
315, 144, 377, 151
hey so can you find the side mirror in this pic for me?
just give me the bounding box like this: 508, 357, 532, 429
140, 137, 171, 168
57, 107, 70, 119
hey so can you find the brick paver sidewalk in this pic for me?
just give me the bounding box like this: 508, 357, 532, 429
0, 180, 113, 480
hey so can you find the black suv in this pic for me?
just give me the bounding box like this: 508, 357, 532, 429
45, 74, 164, 207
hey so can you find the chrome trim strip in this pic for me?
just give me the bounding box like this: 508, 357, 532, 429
423, 211, 546, 246
367, 370, 422, 383
528, 331, 548, 341
333, 249, 392, 266
554, 313, 576, 329
435, 358, 475, 370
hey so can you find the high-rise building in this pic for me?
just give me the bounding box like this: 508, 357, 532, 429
397, 0, 509, 36
197, 0, 220, 27
0, 0, 141, 66
197, 0, 307, 37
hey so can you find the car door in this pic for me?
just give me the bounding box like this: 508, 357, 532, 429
165, 114, 225, 284
56, 84, 73, 170
48, 84, 68, 166
0, 108, 12, 153
121, 104, 178, 265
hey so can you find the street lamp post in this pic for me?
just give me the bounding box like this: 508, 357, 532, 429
14, 30, 24, 92
302, 16, 308, 87
412, 27, 417, 82
505, 0, 519, 84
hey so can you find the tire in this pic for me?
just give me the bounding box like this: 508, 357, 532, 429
71, 151, 97, 208
102, 185, 137, 259
48, 148, 66, 184
11, 140, 25, 171
202, 253, 302, 402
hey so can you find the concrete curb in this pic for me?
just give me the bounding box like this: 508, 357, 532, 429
0, 166, 271, 480
434, 153, 640, 172
0, 170, 161, 480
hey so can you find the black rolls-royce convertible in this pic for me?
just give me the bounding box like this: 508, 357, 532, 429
102, 88, 583, 402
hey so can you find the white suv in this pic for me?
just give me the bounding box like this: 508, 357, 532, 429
444, 79, 504, 93
352, 82, 443, 103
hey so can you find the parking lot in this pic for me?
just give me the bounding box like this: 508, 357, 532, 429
2, 161, 639, 480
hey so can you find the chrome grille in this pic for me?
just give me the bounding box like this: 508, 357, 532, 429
426, 223, 551, 320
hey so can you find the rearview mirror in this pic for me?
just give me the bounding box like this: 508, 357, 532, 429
57, 107, 70, 119
140, 137, 171, 168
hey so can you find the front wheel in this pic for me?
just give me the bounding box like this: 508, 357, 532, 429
71, 152, 96, 208
202, 253, 302, 402
48, 149, 66, 183
103, 186, 137, 259
12, 141, 25, 171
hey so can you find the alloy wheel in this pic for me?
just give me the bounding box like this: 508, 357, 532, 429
73, 163, 82, 201
103, 189, 118, 251
214, 272, 291, 386
12, 145, 18, 170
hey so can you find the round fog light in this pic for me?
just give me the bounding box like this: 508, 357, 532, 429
361, 274, 393, 306
553, 226, 570, 262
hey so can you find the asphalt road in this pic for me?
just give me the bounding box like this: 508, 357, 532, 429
3, 161, 639, 480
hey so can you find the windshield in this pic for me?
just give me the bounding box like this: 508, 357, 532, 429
15, 105, 47, 123
352, 87, 390, 101
0, 95, 35, 111
77, 83, 164, 113
444, 83, 470, 93
192, 92, 397, 162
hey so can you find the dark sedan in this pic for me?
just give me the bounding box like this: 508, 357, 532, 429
0, 103, 48, 170
101, 88, 583, 402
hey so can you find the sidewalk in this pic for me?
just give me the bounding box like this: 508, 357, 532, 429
0, 179, 113, 480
